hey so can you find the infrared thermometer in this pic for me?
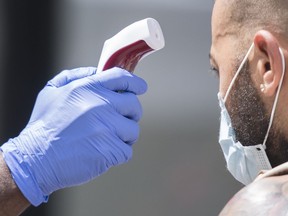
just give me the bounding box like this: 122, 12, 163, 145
97, 18, 165, 73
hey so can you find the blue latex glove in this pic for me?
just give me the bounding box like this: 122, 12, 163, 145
0, 67, 147, 206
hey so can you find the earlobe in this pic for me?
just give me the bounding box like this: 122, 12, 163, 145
253, 30, 283, 97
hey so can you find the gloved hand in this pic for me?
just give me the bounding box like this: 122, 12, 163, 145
0, 67, 147, 206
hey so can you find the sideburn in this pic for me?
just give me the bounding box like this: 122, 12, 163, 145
227, 61, 269, 146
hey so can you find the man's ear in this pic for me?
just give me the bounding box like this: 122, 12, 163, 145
253, 30, 283, 97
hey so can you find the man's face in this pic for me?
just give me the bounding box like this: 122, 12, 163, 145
210, 0, 288, 167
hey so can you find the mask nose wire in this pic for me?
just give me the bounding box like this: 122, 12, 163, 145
223, 43, 255, 103
262, 47, 286, 149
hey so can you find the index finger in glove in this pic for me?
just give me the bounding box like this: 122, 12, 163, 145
96, 67, 148, 95
48, 67, 97, 88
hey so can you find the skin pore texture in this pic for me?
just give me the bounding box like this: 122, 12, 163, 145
210, 0, 288, 215
228, 61, 269, 146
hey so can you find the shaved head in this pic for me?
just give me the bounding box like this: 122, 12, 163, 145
211, 0, 288, 56
224, 0, 288, 45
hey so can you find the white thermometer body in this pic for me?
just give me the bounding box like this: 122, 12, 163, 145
97, 18, 165, 73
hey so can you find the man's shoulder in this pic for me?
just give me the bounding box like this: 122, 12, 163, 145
220, 162, 288, 215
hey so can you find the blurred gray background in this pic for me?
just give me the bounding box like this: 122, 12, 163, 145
0, 0, 243, 215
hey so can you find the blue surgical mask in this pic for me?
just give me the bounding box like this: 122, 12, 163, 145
218, 43, 286, 185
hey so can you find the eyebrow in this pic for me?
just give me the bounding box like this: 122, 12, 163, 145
208, 52, 220, 76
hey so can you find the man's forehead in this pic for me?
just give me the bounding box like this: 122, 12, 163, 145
210, 0, 244, 79
211, 0, 241, 49
212, 0, 235, 37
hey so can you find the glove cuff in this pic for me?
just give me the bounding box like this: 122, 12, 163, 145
0, 140, 48, 206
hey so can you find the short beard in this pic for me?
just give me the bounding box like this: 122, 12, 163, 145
227, 61, 288, 167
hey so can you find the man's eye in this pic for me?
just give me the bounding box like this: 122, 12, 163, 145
210, 66, 219, 77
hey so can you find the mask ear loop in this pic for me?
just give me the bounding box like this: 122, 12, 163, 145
224, 43, 255, 103
262, 47, 286, 149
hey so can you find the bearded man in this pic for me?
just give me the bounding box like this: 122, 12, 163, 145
210, 0, 288, 214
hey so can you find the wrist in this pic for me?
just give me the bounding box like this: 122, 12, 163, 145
0, 151, 30, 215
1, 139, 48, 206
